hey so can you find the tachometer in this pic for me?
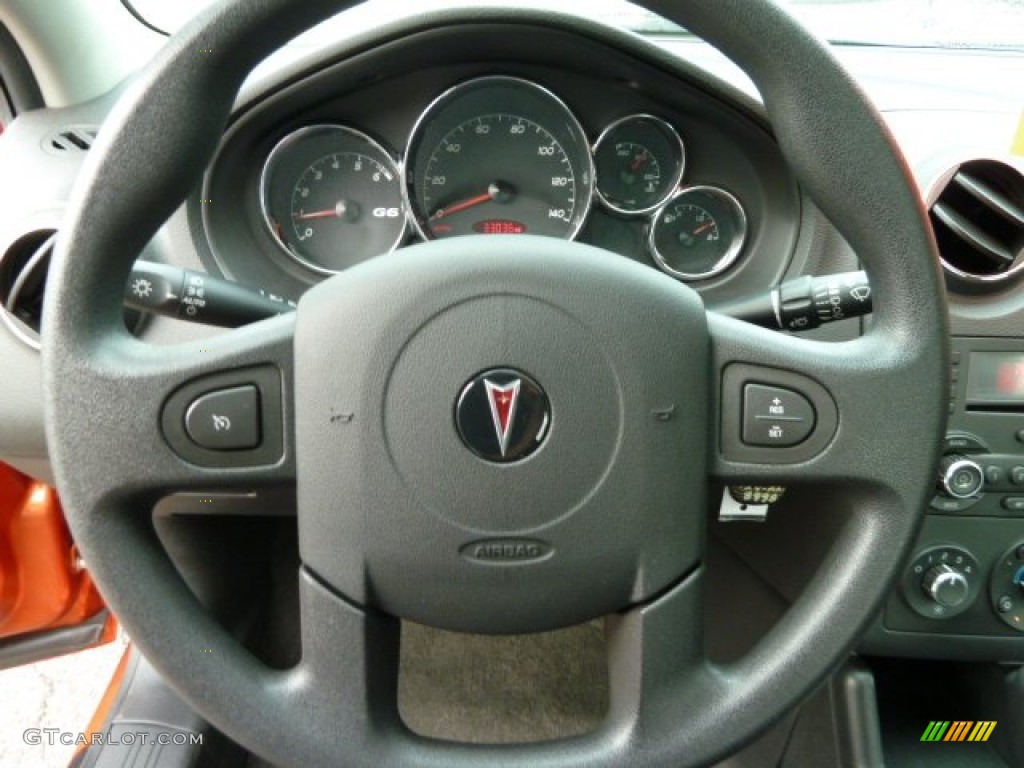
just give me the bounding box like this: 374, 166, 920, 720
260, 125, 406, 275
405, 77, 594, 241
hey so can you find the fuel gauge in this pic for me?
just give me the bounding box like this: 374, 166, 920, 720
593, 114, 684, 215
649, 186, 747, 281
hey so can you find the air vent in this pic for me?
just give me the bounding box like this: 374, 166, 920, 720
0, 229, 56, 350
928, 159, 1024, 287
44, 125, 98, 154
0, 231, 146, 350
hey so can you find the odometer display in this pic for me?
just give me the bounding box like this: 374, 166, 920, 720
474, 219, 528, 235
406, 77, 594, 242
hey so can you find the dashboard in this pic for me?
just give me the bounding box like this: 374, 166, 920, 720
1, 7, 1024, 664
200, 22, 803, 310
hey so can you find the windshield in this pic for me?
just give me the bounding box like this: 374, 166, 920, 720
126, 0, 1024, 50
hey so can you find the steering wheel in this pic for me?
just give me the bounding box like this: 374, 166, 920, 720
42, 1, 947, 765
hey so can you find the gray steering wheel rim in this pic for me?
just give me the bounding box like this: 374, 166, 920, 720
42, 1, 948, 766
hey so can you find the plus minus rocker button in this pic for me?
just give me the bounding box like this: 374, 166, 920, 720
741, 383, 817, 448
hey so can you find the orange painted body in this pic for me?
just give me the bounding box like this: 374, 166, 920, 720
0, 462, 114, 642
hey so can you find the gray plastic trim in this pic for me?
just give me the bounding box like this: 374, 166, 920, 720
830, 659, 885, 768
0, 610, 109, 670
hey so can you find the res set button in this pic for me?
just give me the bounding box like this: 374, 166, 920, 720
185, 385, 261, 451
741, 384, 817, 448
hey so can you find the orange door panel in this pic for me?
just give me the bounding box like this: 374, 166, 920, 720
0, 462, 114, 642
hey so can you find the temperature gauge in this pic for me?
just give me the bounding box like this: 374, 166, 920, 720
593, 114, 684, 215
649, 186, 747, 281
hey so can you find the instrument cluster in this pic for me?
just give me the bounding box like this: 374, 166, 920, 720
258, 75, 748, 282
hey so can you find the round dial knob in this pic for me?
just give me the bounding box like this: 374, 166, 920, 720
938, 455, 984, 499
922, 564, 970, 608
990, 543, 1024, 632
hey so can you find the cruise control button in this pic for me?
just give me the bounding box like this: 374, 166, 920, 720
1002, 497, 1024, 512
185, 385, 261, 451
1013, 467, 1024, 486
742, 384, 816, 447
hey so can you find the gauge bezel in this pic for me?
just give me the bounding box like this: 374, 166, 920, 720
592, 113, 686, 217
648, 185, 748, 282
403, 75, 595, 243
259, 124, 407, 276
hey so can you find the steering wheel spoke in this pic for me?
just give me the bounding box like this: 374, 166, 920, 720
708, 311, 942, 497
606, 570, 711, 738
277, 566, 713, 766
45, 313, 295, 510
281, 570, 402, 755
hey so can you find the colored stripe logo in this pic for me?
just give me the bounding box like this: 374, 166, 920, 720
1012, 109, 1024, 157
921, 721, 997, 742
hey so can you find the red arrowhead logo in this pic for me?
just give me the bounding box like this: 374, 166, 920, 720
484, 378, 521, 458
456, 369, 548, 463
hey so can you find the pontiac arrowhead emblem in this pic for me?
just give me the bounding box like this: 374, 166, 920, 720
484, 378, 521, 457
455, 369, 549, 463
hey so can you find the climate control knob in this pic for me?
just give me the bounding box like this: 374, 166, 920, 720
938, 454, 984, 499
922, 564, 970, 608
989, 542, 1024, 632
904, 546, 979, 619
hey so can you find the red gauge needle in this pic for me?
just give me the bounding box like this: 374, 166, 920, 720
294, 200, 360, 222
692, 222, 715, 236
630, 152, 649, 172
294, 210, 340, 221
429, 192, 493, 221
429, 181, 516, 222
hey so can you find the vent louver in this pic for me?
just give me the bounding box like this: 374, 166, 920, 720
45, 126, 98, 153
928, 159, 1024, 286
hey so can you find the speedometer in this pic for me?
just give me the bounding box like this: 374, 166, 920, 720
405, 77, 594, 241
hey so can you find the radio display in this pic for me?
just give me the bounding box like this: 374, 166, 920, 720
966, 352, 1024, 404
